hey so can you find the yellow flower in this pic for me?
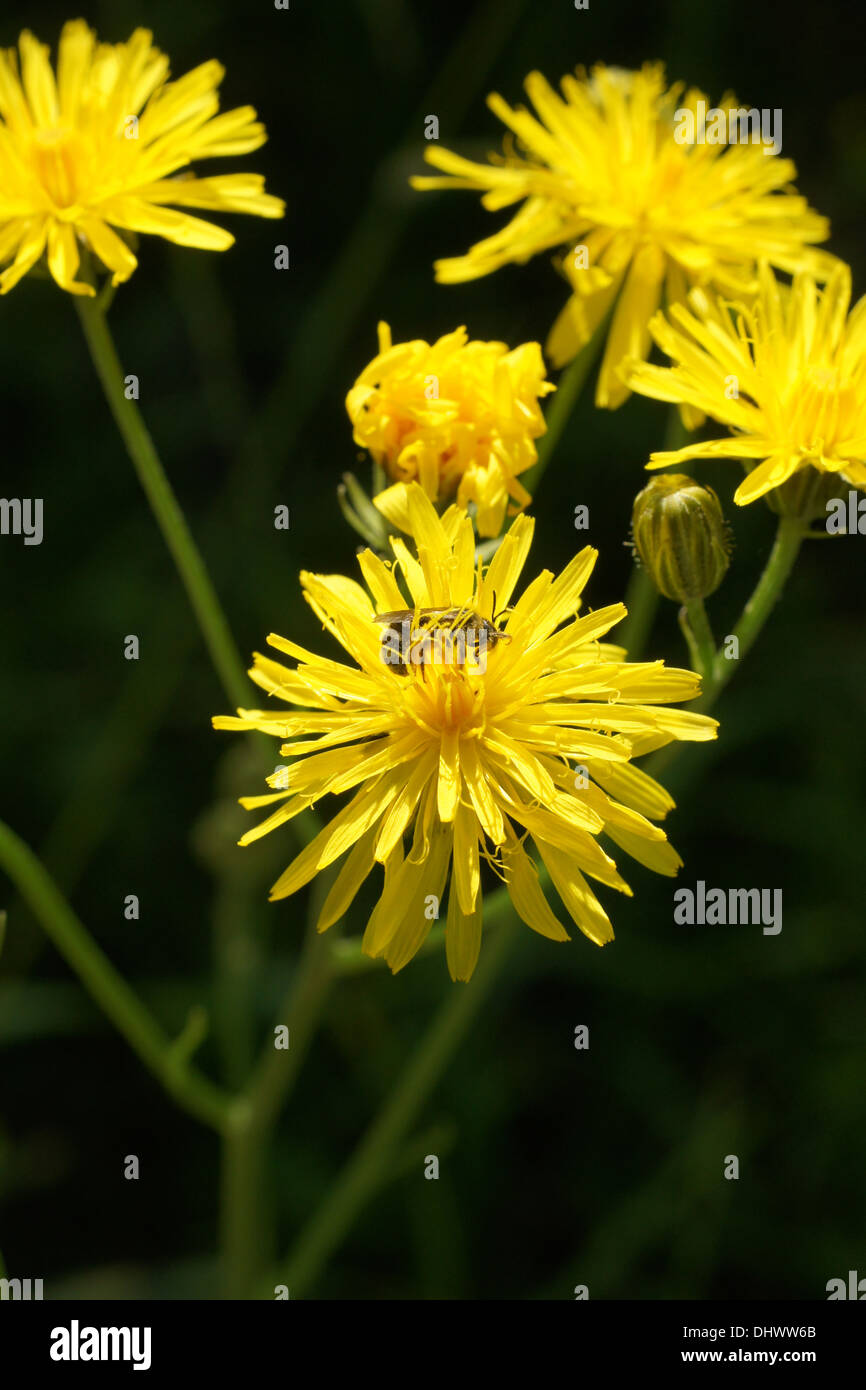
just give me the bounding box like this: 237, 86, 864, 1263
0, 20, 284, 295
412, 63, 836, 409
214, 483, 717, 981
346, 322, 554, 539
625, 262, 866, 505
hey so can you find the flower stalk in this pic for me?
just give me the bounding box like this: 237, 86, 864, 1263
270, 905, 521, 1298
679, 600, 716, 683
705, 517, 805, 704
520, 307, 610, 497
75, 296, 250, 709
0, 819, 233, 1135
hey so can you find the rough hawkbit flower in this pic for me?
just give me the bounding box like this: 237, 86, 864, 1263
624, 263, 866, 507
0, 20, 285, 295
214, 483, 717, 981
346, 322, 554, 539
411, 63, 837, 410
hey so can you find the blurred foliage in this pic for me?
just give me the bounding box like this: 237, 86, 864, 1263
0, 0, 864, 1300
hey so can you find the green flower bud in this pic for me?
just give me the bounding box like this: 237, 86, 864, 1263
337, 470, 392, 550
631, 473, 731, 602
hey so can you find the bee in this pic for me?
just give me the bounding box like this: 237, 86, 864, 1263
373, 605, 511, 675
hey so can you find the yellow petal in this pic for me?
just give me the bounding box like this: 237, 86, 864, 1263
596, 241, 666, 409
19, 31, 59, 126
46, 220, 93, 295
503, 833, 570, 942
316, 825, 378, 933
437, 727, 461, 823
0, 218, 48, 293
535, 839, 613, 946
453, 799, 480, 914
268, 773, 402, 900
80, 216, 138, 284
445, 884, 483, 982
102, 199, 235, 250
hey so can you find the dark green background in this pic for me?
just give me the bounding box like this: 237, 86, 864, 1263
1, 0, 864, 1299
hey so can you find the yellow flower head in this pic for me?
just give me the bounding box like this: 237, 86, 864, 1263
412, 63, 836, 410
0, 20, 285, 295
346, 322, 554, 539
214, 483, 717, 981
625, 262, 866, 505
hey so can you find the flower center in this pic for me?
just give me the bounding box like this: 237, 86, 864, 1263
31, 127, 84, 207
402, 662, 488, 737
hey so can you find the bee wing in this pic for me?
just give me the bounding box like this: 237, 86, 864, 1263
373, 610, 413, 625
373, 607, 460, 625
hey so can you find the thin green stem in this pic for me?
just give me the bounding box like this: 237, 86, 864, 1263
521, 315, 609, 497
240, 917, 336, 1138
74, 296, 250, 709
618, 566, 659, 660
211, 877, 258, 1093
219, 1102, 267, 1299
0, 819, 233, 1135
705, 516, 805, 706
270, 906, 520, 1297
645, 515, 806, 782
679, 599, 716, 682
220, 873, 338, 1298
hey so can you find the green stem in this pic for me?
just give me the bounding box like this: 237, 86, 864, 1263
220, 877, 338, 1298
645, 515, 805, 781
0, 819, 233, 1135
219, 1102, 266, 1299
240, 917, 336, 1138
74, 296, 250, 709
521, 312, 610, 497
271, 906, 520, 1297
618, 566, 659, 660
705, 516, 805, 706
211, 875, 258, 1093
679, 599, 716, 682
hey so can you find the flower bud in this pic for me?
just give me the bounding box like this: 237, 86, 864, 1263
337, 471, 392, 550
631, 473, 731, 602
